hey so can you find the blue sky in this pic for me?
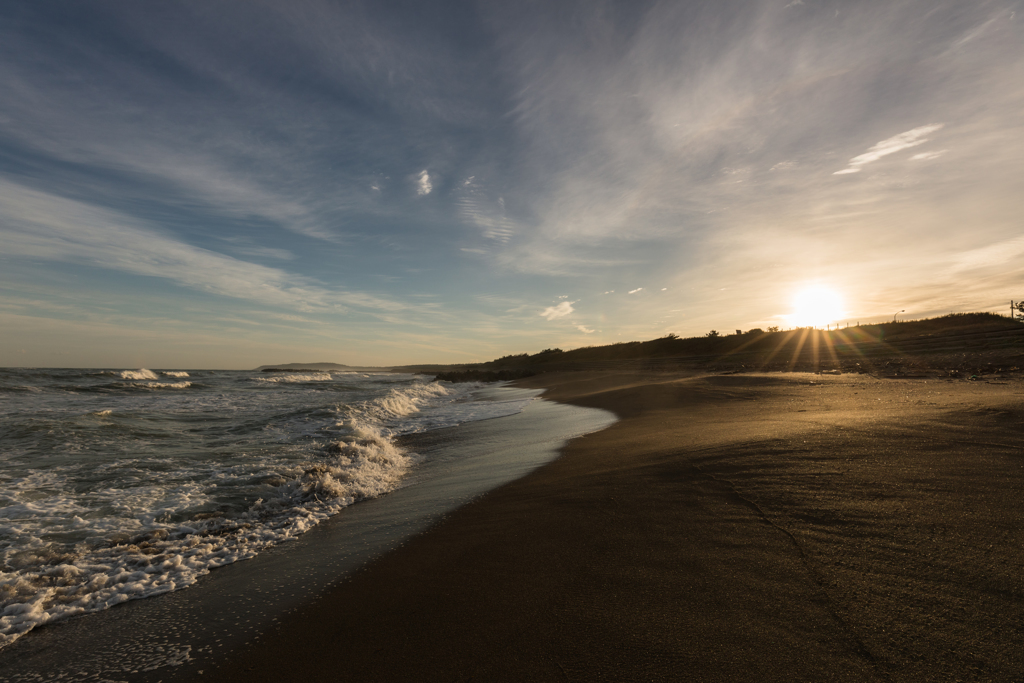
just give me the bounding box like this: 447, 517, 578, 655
2, 0, 1023, 368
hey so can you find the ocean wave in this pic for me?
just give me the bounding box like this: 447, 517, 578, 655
0, 379, 459, 650
288, 383, 452, 503
0, 385, 43, 394
0, 427, 412, 649
341, 381, 451, 423
256, 373, 333, 383
49, 380, 195, 394
140, 381, 192, 390
162, 371, 190, 378
119, 369, 158, 380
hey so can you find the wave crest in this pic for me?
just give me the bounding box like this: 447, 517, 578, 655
256, 373, 332, 383
346, 381, 450, 423
0, 377, 460, 649
141, 382, 192, 390
119, 369, 158, 380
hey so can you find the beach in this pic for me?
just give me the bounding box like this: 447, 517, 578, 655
207, 369, 1024, 682
0, 380, 613, 682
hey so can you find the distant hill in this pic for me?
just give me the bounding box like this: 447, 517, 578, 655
394, 313, 1024, 378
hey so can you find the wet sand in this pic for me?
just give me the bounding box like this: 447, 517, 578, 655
209, 370, 1024, 682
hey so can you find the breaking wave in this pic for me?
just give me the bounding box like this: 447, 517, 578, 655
0, 377, 461, 649
140, 381, 192, 390
119, 369, 158, 380
256, 373, 332, 383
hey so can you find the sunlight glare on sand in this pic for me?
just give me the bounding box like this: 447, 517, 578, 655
786, 285, 846, 328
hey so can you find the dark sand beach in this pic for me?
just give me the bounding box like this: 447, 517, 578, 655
209, 370, 1024, 682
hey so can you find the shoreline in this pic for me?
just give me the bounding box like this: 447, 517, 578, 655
0, 387, 613, 682
207, 369, 1023, 681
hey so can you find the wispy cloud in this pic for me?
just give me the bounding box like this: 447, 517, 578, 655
416, 170, 433, 196
834, 124, 944, 174
540, 301, 575, 320
454, 178, 517, 243
910, 150, 948, 161
951, 235, 1024, 272
0, 180, 406, 314
576, 324, 595, 334
628, 288, 643, 294
218, 237, 297, 261
1, 0, 1022, 366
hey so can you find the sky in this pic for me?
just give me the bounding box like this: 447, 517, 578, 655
1, 0, 1023, 368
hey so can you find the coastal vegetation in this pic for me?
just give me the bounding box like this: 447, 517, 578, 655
400, 312, 1024, 380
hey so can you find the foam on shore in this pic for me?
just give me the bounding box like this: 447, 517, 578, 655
0, 372, 512, 650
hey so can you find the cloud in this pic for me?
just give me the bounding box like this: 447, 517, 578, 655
628, 288, 643, 294
540, 301, 575, 320
3, 0, 1023, 359
910, 150, 948, 161
0, 180, 407, 314
416, 170, 433, 196
576, 325, 595, 334
218, 237, 296, 261
951, 235, 1024, 272
834, 124, 944, 174
0, 0, 522, 250
454, 179, 516, 242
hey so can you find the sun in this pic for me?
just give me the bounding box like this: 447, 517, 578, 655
786, 286, 845, 328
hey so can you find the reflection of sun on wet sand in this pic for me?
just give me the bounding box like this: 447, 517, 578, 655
211, 368, 1024, 682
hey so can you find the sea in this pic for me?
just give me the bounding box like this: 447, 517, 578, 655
0, 367, 615, 680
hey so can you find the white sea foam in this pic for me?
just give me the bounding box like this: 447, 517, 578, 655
162, 371, 190, 378
119, 369, 159, 380
0, 377, 468, 649
255, 373, 332, 383
140, 381, 192, 389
